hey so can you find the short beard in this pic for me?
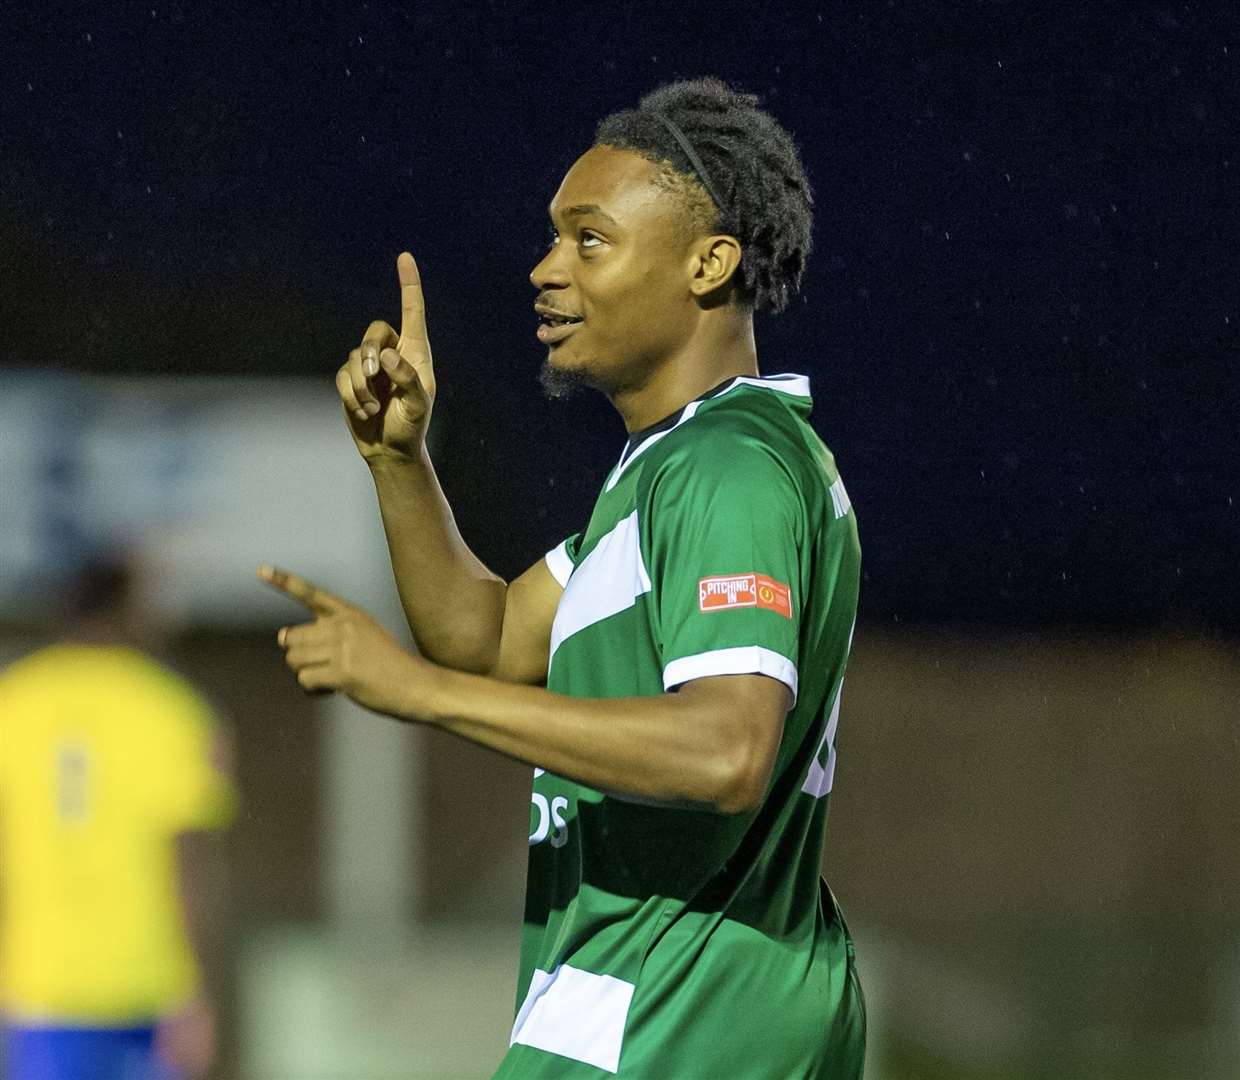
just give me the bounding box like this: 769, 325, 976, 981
539, 356, 595, 400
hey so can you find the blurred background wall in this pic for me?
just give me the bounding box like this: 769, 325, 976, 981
1, 3, 1237, 1078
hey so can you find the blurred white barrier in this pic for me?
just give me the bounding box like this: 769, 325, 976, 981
0, 370, 404, 624
323, 695, 421, 923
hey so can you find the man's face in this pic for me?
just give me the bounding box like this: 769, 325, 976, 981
531, 145, 700, 397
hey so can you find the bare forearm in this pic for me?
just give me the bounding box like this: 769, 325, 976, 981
419, 668, 756, 813
369, 452, 507, 672
266, 576, 788, 812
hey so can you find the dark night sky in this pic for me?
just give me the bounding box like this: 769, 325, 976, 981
2, 2, 1237, 632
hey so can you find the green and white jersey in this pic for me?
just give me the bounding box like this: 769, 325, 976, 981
495, 374, 864, 1079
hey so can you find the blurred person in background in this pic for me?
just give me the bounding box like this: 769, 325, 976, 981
0, 554, 236, 1080
263, 78, 864, 1077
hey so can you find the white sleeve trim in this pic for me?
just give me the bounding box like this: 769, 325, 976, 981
663, 646, 799, 705
544, 540, 574, 589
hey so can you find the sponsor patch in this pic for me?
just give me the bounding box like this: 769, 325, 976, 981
698, 573, 792, 619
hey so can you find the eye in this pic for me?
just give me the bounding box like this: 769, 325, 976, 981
547, 227, 560, 248
579, 231, 603, 249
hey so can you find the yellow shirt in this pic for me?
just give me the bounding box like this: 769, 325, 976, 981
0, 644, 236, 1023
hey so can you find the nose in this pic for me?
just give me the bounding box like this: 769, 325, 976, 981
530, 245, 569, 291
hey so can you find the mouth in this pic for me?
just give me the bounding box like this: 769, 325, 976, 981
535, 306, 584, 345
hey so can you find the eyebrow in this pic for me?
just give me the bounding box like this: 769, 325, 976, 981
552, 203, 620, 227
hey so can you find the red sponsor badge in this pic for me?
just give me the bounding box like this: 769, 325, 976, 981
698, 573, 792, 619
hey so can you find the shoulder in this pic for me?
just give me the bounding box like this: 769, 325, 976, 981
0, 645, 48, 685
78, 647, 215, 725
0, 644, 81, 698
639, 389, 815, 501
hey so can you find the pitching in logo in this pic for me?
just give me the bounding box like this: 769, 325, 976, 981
698, 573, 792, 619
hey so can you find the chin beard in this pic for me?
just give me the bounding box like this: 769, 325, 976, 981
539, 356, 596, 400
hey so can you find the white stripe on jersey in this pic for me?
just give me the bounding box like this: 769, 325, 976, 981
510, 963, 635, 1073
548, 510, 651, 662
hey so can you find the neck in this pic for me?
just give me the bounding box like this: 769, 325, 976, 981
609, 309, 759, 432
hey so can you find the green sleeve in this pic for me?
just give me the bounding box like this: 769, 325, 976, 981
641, 430, 805, 702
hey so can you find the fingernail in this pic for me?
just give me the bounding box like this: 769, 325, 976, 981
365, 402, 380, 416
278, 627, 286, 647
364, 357, 378, 377
356, 408, 369, 421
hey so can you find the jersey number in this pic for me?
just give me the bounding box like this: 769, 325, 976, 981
56, 743, 92, 822
801, 679, 844, 799
802, 621, 854, 800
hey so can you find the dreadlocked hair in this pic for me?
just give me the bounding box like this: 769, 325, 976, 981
594, 77, 813, 314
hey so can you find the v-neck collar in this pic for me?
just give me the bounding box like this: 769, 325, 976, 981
615, 376, 736, 472
604, 372, 812, 493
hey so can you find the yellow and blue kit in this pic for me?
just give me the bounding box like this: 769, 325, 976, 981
0, 644, 235, 1076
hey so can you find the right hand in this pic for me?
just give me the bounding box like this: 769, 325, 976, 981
337, 252, 437, 462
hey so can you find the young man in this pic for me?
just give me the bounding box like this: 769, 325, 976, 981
262, 78, 864, 1077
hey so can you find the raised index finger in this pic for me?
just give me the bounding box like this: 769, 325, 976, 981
396, 251, 426, 347
257, 565, 345, 616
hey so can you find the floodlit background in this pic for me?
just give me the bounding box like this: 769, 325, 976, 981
2, 4, 1237, 1078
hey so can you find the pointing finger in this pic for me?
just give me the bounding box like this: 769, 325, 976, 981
257, 566, 346, 616
394, 252, 436, 400
396, 252, 425, 348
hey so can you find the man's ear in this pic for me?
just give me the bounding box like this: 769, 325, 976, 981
689, 234, 743, 299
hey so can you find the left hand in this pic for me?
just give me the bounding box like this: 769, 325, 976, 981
258, 565, 437, 720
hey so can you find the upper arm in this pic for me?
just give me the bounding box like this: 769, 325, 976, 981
639, 429, 807, 811
675, 673, 792, 813
492, 556, 564, 684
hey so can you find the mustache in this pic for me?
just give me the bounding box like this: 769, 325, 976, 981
535, 295, 582, 317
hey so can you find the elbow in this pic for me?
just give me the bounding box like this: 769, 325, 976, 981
415, 637, 498, 676
671, 680, 786, 815
710, 741, 772, 816
714, 781, 766, 817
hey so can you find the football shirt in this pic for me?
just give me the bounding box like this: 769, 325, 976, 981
497, 374, 864, 1078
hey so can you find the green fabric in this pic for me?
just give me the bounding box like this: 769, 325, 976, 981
495, 376, 864, 1078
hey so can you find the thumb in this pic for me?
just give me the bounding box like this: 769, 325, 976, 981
378, 347, 421, 391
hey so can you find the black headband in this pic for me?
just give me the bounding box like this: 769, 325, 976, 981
653, 113, 725, 212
